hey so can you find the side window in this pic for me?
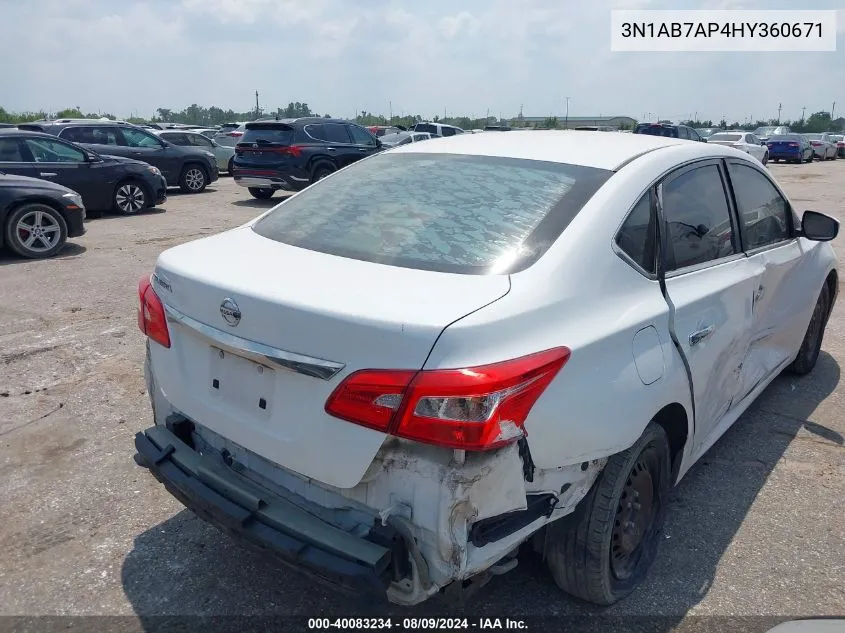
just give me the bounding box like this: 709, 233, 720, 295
677, 127, 690, 140
305, 124, 327, 141
189, 134, 213, 147
160, 133, 187, 145
398, 137, 413, 146
727, 163, 791, 250
662, 164, 736, 271
615, 191, 655, 274
441, 127, 456, 137
24, 138, 85, 162
121, 128, 162, 148
60, 127, 96, 144
689, 129, 701, 142
347, 125, 375, 146
89, 127, 122, 145
323, 123, 352, 144
0, 138, 25, 162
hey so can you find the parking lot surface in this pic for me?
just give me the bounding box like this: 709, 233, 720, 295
1, 165, 844, 627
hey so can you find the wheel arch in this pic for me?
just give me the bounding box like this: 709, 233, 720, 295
824, 268, 838, 321
651, 402, 690, 482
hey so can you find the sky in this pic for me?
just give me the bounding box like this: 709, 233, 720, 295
0, 0, 843, 123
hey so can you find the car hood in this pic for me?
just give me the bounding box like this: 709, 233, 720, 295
98, 154, 151, 167
0, 173, 74, 194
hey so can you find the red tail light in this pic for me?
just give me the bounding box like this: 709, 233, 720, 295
137, 275, 170, 348
325, 348, 570, 451
235, 144, 303, 157
228, 131, 243, 137
810, 141, 821, 146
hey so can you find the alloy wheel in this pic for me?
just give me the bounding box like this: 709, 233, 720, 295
115, 183, 146, 213
185, 168, 205, 191
16, 209, 62, 254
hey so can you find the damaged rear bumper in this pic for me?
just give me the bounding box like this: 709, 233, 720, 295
134, 425, 394, 597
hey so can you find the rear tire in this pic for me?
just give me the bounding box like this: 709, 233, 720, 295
248, 188, 274, 200
761, 152, 768, 165
227, 157, 234, 175
546, 423, 671, 605
4, 203, 68, 259
310, 163, 336, 185
179, 164, 208, 193
789, 285, 831, 375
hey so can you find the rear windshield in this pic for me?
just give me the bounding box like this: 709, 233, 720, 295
241, 124, 293, 145
770, 135, 800, 141
414, 123, 438, 135
252, 153, 611, 274
635, 125, 678, 138
709, 133, 742, 142
804, 134, 822, 140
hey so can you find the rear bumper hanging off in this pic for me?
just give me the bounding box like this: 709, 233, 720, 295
134, 425, 394, 597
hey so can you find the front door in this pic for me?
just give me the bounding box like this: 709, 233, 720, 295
725, 160, 807, 399
659, 161, 762, 450
346, 124, 379, 165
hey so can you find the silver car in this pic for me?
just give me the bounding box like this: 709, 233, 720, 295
156, 129, 235, 174
804, 133, 838, 160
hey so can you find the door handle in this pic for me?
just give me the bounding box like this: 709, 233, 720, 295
689, 325, 715, 346
325, 147, 336, 151
39, 172, 57, 177
753, 285, 765, 303
359, 148, 369, 152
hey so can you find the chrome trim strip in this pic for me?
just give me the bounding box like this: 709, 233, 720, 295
163, 304, 346, 380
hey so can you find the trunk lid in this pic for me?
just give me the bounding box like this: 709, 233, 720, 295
149, 226, 510, 488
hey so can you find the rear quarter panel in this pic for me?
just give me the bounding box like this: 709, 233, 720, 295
425, 146, 722, 468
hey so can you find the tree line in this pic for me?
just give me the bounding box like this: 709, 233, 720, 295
3, 103, 842, 133
0, 103, 496, 131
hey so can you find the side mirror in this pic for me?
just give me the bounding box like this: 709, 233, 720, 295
800, 210, 839, 242
86, 152, 103, 163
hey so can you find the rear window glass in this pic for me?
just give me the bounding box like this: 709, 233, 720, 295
241, 125, 293, 145
252, 153, 611, 274
635, 125, 678, 138
804, 134, 821, 140
414, 124, 438, 135
770, 135, 800, 141
709, 134, 742, 142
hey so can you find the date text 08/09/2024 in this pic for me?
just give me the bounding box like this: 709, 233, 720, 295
307, 618, 528, 630
620, 21, 824, 38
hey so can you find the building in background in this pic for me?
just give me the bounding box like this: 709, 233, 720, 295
508, 115, 637, 130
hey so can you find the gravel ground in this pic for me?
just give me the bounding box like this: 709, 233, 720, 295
1, 163, 843, 631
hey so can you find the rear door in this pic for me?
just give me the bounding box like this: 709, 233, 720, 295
0, 137, 36, 178
311, 123, 357, 168
724, 160, 806, 397
660, 160, 764, 450
59, 125, 125, 159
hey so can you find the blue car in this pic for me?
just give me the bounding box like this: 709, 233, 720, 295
766, 134, 813, 163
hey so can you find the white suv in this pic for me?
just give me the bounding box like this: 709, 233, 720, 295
411, 122, 465, 137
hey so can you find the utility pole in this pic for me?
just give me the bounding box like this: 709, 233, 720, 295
777, 103, 782, 124
565, 97, 570, 129
389, 101, 392, 122
801, 106, 806, 123
254, 90, 260, 119
832, 101, 836, 125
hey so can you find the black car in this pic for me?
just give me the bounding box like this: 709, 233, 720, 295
18, 120, 218, 193
0, 172, 86, 259
233, 118, 381, 199
633, 123, 705, 142
0, 129, 167, 216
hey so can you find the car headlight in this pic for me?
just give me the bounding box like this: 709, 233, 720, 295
62, 192, 84, 208
146, 165, 162, 176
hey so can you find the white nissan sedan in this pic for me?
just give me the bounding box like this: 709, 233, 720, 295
135, 131, 838, 606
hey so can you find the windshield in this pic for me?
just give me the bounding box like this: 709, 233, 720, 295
770, 135, 800, 141
709, 133, 742, 142
753, 127, 776, 136
635, 125, 678, 137
804, 134, 822, 140
413, 123, 438, 135
252, 153, 612, 274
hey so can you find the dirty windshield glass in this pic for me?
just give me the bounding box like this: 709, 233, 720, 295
252, 153, 611, 274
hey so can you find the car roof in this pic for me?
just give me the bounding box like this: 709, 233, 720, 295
0, 128, 59, 139
389, 130, 718, 171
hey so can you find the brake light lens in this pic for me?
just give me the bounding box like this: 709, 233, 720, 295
810, 141, 821, 146
325, 348, 570, 451
228, 131, 243, 137
234, 144, 303, 157
137, 275, 170, 348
